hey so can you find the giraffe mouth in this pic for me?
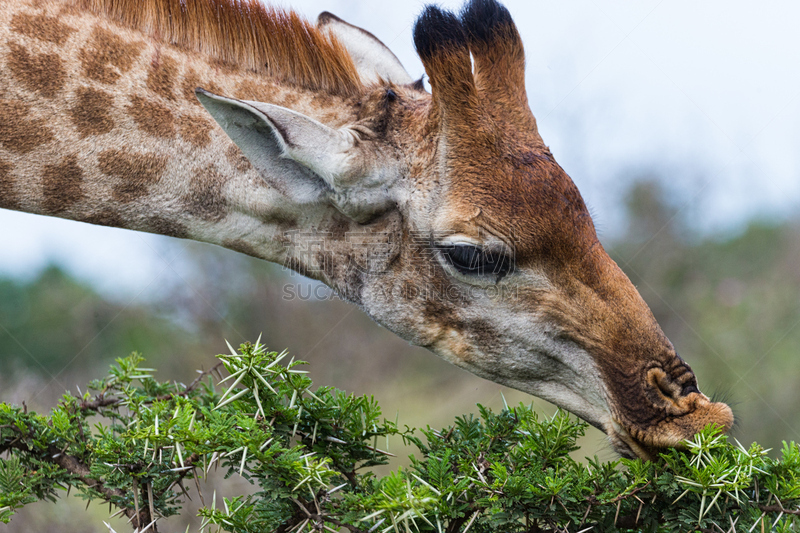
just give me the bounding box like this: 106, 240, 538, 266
607, 420, 659, 460
606, 397, 735, 461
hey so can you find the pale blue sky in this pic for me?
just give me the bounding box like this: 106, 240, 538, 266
1, 0, 798, 294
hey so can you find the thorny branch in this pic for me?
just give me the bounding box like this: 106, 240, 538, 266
1, 436, 150, 528
283, 497, 369, 533
758, 504, 800, 516
78, 362, 224, 412
2, 348, 799, 532
2, 419, 206, 531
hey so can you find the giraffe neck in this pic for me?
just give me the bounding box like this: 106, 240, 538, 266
0, 0, 359, 263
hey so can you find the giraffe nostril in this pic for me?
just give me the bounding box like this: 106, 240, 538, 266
681, 382, 700, 397
647, 367, 682, 401
655, 377, 675, 399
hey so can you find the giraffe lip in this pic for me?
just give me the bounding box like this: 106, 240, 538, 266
607, 398, 735, 460
607, 419, 659, 461
612, 439, 639, 460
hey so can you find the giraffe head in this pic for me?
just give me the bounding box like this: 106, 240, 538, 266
197, 0, 733, 459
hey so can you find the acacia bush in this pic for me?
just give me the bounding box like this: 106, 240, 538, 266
1, 341, 798, 532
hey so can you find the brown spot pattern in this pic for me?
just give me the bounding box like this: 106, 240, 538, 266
178, 114, 212, 148
80, 27, 142, 84
145, 215, 188, 238
0, 100, 54, 153
56, 4, 81, 17
327, 214, 349, 240
69, 87, 115, 137
11, 13, 75, 45
42, 155, 84, 213
422, 297, 459, 331
182, 71, 201, 105
184, 165, 226, 220
233, 80, 277, 102
461, 318, 501, 353
128, 95, 174, 138
98, 149, 168, 203
0, 159, 17, 209
182, 71, 223, 106
7, 42, 66, 98
225, 144, 252, 172
83, 208, 123, 227
147, 54, 177, 100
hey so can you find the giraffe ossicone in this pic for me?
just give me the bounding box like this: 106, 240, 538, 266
0, 0, 733, 460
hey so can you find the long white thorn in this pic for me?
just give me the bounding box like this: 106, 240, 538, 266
225, 339, 238, 357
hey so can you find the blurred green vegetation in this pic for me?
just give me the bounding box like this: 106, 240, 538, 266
0, 266, 192, 375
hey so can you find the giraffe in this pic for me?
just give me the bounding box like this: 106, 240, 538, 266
0, 0, 733, 460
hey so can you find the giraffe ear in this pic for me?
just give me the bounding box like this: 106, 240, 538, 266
196, 88, 355, 183
318, 12, 414, 85
196, 88, 392, 222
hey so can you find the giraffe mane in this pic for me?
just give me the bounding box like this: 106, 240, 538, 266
76, 0, 364, 97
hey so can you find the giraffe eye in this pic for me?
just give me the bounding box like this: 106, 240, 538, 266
439, 243, 513, 279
